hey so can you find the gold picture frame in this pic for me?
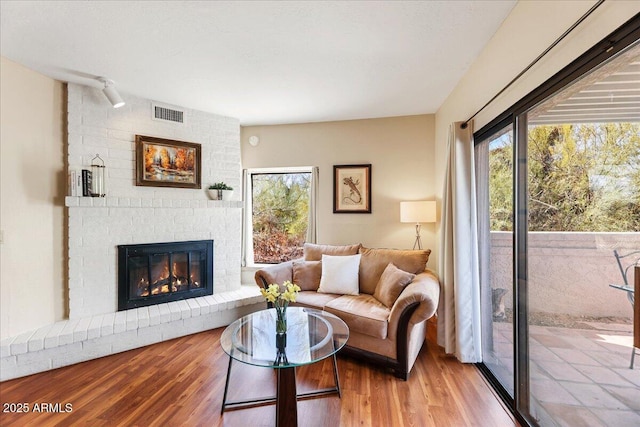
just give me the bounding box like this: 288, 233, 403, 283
135, 135, 201, 189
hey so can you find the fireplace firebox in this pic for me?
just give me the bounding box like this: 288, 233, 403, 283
117, 240, 213, 311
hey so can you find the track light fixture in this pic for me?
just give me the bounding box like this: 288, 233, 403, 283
98, 77, 125, 108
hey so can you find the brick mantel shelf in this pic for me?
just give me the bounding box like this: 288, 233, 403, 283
65, 196, 242, 209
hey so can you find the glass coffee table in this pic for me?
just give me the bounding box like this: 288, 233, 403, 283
220, 307, 349, 426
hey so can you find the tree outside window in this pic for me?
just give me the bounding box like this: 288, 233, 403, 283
251, 172, 311, 264
489, 123, 640, 232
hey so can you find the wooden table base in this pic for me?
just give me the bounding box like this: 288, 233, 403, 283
221, 354, 341, 426
276, 367, 297, 426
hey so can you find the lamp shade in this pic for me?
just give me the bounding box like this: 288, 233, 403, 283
400, 201, 436, 223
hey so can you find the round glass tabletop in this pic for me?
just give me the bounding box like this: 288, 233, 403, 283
220, 307, 349, 369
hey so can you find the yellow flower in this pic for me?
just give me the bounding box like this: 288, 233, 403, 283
267, 283, 281, 297
280, 290, 294, 302
262, 281, 300, 305
287, 283, 301, 293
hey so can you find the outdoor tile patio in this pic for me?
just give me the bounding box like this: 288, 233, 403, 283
488, 320, 639, 427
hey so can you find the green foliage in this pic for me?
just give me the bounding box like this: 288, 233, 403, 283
208, 182, 233, 190
488, 123, 640, 232
252, 173, 311, 263
488, 134, 514, 231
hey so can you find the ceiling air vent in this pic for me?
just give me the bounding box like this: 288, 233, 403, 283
152, 103, 185, 124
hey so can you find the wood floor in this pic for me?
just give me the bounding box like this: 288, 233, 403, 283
0, 327, 518, 427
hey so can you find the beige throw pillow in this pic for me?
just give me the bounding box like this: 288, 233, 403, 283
358, 247, 430, 294
373, 263, 416, 308
317, 254, 361, 295
292, 260, 322, 291
304, 243, 362, 261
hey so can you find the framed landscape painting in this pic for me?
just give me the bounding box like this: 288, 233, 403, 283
135, 135, 201, 189
333, 164, 371, 213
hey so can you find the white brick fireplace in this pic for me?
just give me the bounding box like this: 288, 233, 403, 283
66, 83, 243, 318
0, 85, 264, 381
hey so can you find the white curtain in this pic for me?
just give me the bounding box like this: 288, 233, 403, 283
241, 169, 254, 267
437, 121, 482, 363
306, 166, 319, 243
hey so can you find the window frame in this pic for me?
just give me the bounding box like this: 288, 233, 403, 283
242, 166, 315, 268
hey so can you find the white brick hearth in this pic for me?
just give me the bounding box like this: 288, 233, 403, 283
0, 287, 265, 381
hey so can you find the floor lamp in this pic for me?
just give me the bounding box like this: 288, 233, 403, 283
400, 201, 437, 250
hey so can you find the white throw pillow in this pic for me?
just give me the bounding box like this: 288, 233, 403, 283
317, 254, 361, 295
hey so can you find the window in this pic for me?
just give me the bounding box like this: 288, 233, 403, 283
243, 167, 317, 266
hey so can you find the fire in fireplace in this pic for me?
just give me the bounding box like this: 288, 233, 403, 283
117, 240, 213, 311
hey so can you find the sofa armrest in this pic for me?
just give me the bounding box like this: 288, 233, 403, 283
254, 261, 295, 289
388, 269, 440, 340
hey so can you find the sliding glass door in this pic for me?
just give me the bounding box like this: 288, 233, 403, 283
477, 124, 515, 398
475, 21, 639, 427
524, 43, 640, 425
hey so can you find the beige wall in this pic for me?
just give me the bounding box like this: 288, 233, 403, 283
0, 57, 66, 339
241, 115, 439, 266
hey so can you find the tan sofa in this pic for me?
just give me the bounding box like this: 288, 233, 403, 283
254, 243, 440, 380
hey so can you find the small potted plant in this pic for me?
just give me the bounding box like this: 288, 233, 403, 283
207, 182, 234, 200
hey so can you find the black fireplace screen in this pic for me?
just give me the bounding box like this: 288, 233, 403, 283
118, 240, 213, 311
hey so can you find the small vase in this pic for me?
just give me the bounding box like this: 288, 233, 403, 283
275, 307, 287, 335
207, 189, 221, 200
275, 330, 287, 365
274, 347, 288, 366
221, 189, 234, 201
276, 332, 287, 351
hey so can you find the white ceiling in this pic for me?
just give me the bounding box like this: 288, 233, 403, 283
0, 1, 516, 126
